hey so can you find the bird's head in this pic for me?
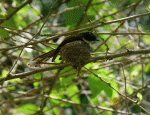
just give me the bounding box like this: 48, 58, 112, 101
78, 32, 99, 42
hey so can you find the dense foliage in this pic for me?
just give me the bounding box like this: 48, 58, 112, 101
0, 0, 150, 114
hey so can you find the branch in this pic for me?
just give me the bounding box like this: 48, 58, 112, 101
0, 48, 150, 83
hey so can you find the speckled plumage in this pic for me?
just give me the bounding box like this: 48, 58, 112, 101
30, 32, 98, 77
59, 40, 91, 70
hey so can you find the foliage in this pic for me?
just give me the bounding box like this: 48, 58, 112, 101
0, 0, 150, 115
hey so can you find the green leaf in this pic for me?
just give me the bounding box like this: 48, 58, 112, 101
0, 69, 7, 78
108, 77, 118, 99
0, 29, 9, 38
144, 63, 150, 73
81, 14, 95, 24
15, 103, 38, 114
67, 0, 79, 7
101, 111, 112, 115
50, 90, 70, 107
137, 93, 143, 103
33, 73, 41, 79
60, 67, 76, 86
7, 86, 16, 90
53, 108, 60, 115
103, 81, 113, 98
65, 8, 83, 28
143, 35, 150, 45
1, 7, 17, 29
33, 82, 40, 87
67, 85, 80, 104
50, 93, 63, 106
60, 75, 75, 86
127, 87, 134, 95
89, 73, 113, 98
88, 75, 103, 97
0, 7, 18, 39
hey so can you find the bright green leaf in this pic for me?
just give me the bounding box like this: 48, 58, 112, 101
143, 35, 150, 45
67, 85, 80, 104
15, 103, 38, 114
127, 87, 134, 95
1, 69, 7, 78
89, 75, 103, 97
33, 73, 41, 79
137, 93, 143, 101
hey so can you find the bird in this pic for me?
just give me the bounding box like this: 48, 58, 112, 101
30, 32, 98, 77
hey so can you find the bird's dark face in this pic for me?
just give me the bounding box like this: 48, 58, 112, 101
78, 32, 99, 42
